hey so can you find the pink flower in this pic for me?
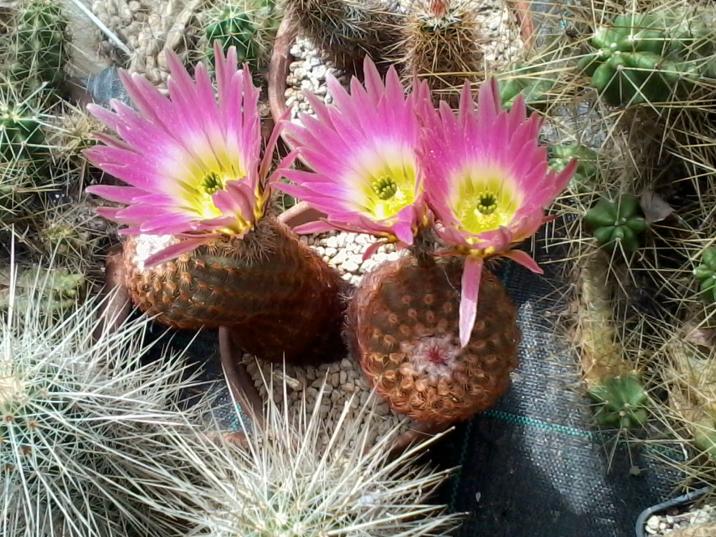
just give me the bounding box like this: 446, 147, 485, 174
420, 80, 576, 347
84, 43, 282, 266
275, 56, 429, 247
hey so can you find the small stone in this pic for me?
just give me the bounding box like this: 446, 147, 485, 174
343, 260, 359, 273
340, 371, 347, 385
646, 516, 660, 531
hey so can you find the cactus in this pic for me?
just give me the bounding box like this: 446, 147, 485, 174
584, 195, 648, 253
123, 216, 347, 365
399, 0, 484, 105
0, 262, 214, 537
588, 374, 649, 429
203, 0, 278, 75
7, 0, 70, 94
694, 246, 716, 303
280, 0, 399, 72
575, 252, 648, 430
0, 95, 46, 164
0, 265, 84, 312
577, 10, 714, 106
549, 144, 599, 193
142, 377, 463, 536
348, 255, 519, 426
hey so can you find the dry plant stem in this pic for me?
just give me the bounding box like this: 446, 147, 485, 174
576, 250, 627, 387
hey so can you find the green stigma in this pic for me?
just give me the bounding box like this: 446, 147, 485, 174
476, 193, 497, 215
371, 176, 398, 201
201, 172, 225, 195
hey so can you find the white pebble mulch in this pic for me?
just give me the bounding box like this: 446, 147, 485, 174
645, 502, 716, 535
242, 231, 416, 452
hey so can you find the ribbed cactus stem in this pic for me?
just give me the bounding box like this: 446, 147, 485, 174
576, 252, 648, 428
349, 254, 519, 425
124, 216, 346, 364
399, 0, 484, 105
280, 0, 399, 71
9, 0, 70, 93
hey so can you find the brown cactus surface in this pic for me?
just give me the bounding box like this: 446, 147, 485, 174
123, 216, 346, 364
348, 255, 519, 425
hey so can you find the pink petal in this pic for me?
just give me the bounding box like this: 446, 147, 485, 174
292, 220, 336, 234
144, 237, 213, 267
459, 256, 484, 348
503, 249, 543, 274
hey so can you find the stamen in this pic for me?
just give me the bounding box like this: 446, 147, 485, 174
201, 172, 225, 195
476, 193, 497, 215
371, 176, 398, 200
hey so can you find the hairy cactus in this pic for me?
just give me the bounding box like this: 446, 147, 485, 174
348, 255, 519, 426
0, 264, 213, 537
203, 0, 278, 74
694, 246, 716, 303
142, 379, 463, 536
280, 0, 399, 72
123, 217, 347, 364
578, 10, 714, 106
399, 0, 484, 104
7, 0, 70, 93
584, 195, 647, 253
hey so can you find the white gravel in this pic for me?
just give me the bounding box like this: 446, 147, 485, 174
242, 231, 414, 452
645, 503, 716, 535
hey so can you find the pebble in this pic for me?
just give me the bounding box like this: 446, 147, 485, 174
644, 502, 716, 536
242, 230, 411, 452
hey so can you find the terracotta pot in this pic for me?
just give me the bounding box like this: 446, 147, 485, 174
268, 1, 535, 152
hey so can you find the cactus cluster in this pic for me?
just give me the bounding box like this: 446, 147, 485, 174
578, 11, 714, 106
584, 195, 648, 253
0, 267, 213, 537
6, 0, 70, 94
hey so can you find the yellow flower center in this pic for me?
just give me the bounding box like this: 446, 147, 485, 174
453, 168, 520, 236
201, 172, 225, 196
361, 162, 417, 221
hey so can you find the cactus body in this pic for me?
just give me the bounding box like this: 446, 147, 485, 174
1, 274, 210, 537
549, 144, 598, 193
576, 252, 647, 429
694, 246, 716, 303
348, 255, 519, 426
0, 99, 44, 163
584, 195, 647, 253
400, 0, 483, 105
204, 1, 278, 74
588, 374, 649, 428
281, 0, 399, 72
123, 217, 346, 364
9, 0, 69, 93
578, 12, 711, 106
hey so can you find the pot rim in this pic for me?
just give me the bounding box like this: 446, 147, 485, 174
634, 486, 712, 537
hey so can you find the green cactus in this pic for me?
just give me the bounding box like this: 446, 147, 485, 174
694, 246, 716, 303
499, 71, 555, 109
549, 144, 598, 193
584, 195, 648, 253
693, 417, 716, 460
0, 98, 45, 163
204, 0, 278, 75
588, 373, 649, 429
8, 0, 70, 93
577, 11, 709, 106
0, 266, 85, 312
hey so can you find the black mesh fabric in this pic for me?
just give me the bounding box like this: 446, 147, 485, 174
431, 255, 681, 537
